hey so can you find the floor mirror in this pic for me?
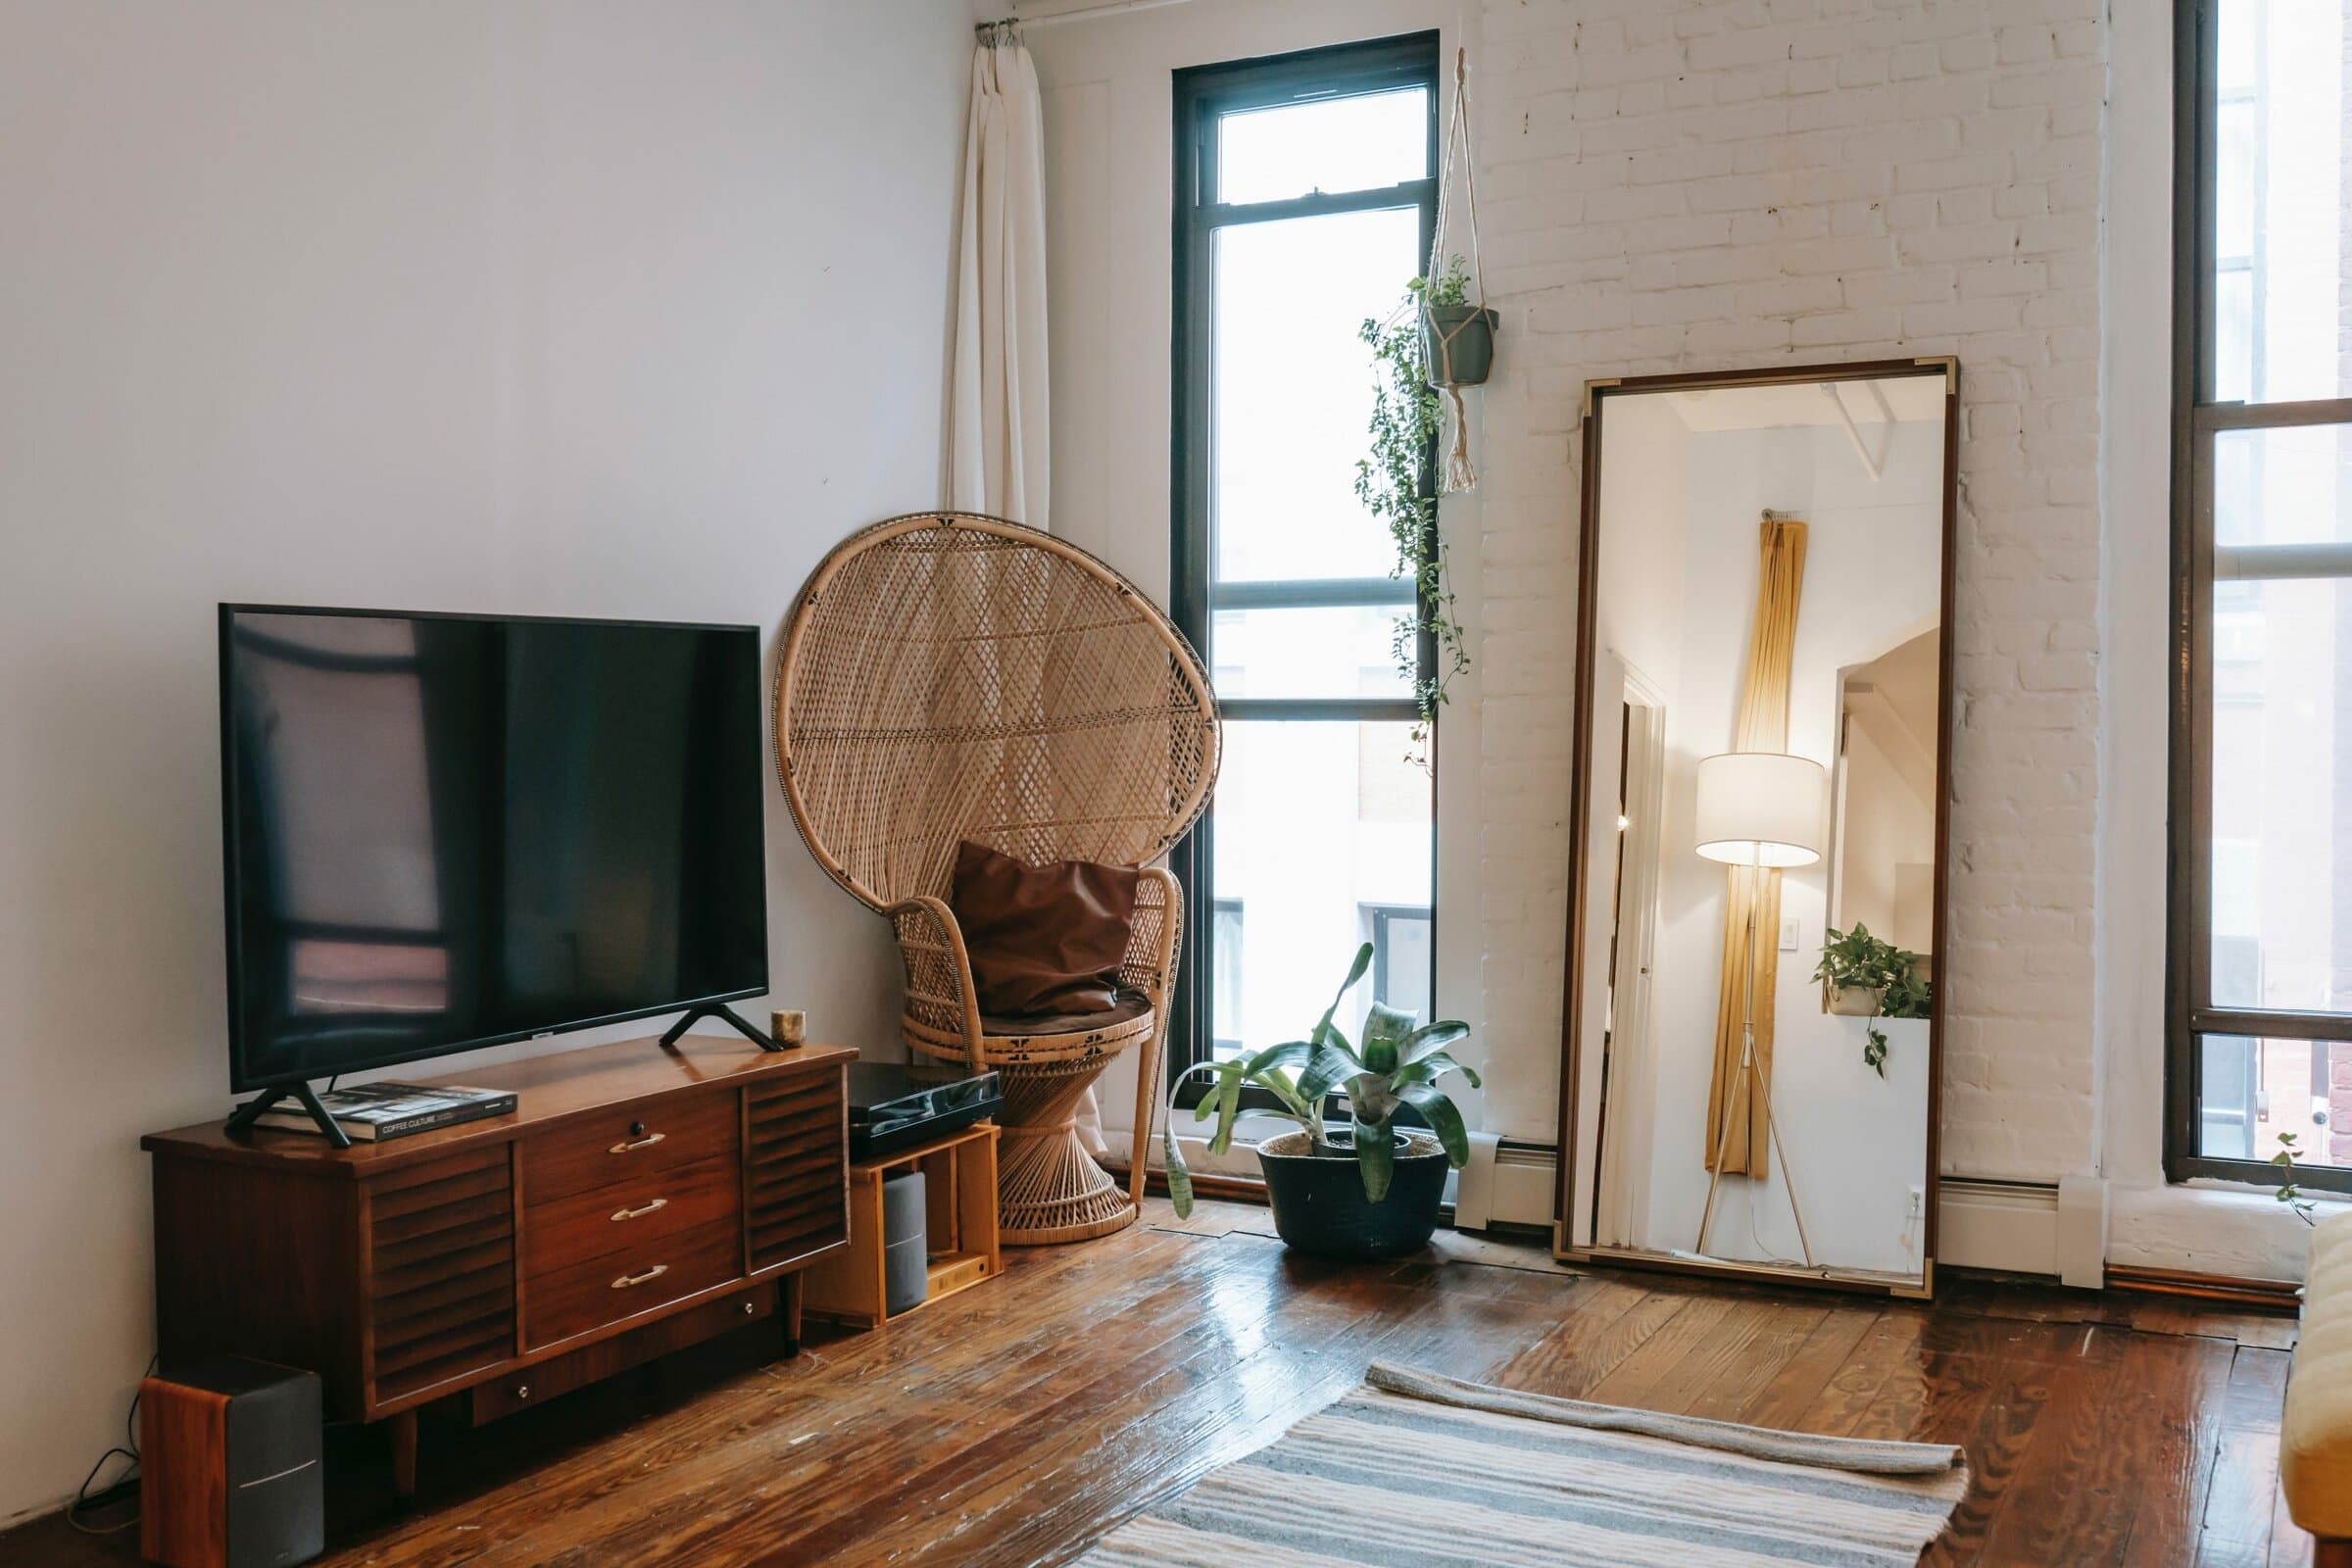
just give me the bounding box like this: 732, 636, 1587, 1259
1552, 358, 1957, 1298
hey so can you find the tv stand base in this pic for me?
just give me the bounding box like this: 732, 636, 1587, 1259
223, 1079, 353, 1148
660, 1003, 782, 1052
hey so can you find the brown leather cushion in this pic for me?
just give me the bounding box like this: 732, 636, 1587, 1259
980, 989, 1152, 1040
949, 841, 1140, 1017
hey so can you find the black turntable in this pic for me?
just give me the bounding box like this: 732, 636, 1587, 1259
848, 1061, 1004, 1159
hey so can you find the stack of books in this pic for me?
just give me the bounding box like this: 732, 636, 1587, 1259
251, 1082, 517, 1142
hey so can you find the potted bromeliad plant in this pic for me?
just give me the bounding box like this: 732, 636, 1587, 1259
1161, 943, 1480, 1259
1811, 922, 1933, 1077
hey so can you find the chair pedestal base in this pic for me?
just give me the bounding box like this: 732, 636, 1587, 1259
996, 1054, 1140, 1245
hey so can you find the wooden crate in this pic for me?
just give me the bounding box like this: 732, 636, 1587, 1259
801, 1121, 1002, 1329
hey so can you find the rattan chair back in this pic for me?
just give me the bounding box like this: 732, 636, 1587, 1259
773, 512, 1219, 908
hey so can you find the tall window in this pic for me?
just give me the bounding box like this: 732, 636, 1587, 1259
1170, 34, 1440, 1088
2173, 0, 2352, 1191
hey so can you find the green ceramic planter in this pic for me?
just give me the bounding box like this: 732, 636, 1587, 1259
1421, 304, 1498, 387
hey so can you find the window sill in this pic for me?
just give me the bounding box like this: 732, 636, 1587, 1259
2109, 1177, 2334, 1283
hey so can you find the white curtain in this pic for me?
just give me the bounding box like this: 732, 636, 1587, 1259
948, 36, 1050, 528
953, 32, 1104, 1154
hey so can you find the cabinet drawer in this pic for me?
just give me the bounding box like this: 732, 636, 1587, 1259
522, 1152, 740, 1280
467, 1286, 773, 1425
523, 1218, 740, 1349
520, 1090, 738, 1204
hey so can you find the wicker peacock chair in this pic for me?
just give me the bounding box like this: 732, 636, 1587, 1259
773, 512, 1221, 1245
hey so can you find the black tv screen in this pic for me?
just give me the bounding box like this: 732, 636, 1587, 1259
220, 606, 767, 1092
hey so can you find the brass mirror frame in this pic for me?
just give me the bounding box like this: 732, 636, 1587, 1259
1549, 356, 1960, 1299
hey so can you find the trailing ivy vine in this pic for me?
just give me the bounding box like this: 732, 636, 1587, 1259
1356, 257, 1474, 746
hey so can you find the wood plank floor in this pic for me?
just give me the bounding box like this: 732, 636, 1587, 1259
6, 1198, 2314, 1567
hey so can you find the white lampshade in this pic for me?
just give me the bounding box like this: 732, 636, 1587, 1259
1693, 752, 1825, 867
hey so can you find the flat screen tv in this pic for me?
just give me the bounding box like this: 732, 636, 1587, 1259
219, 606, 770, 1125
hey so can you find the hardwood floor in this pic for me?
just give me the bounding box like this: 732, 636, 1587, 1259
6, 1198, 2314, 1567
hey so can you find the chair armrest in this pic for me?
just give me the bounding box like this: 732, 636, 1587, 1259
885, 896, 984, 1067
1120, 868, 1184, 1209
1120, 868, 1183, 1006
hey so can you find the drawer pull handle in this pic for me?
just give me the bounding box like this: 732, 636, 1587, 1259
612, 1263, 669, 1290
610, 1131, 666, 1154
612, 1198, 668, 1222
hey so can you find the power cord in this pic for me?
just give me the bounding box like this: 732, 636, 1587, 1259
65, 1354, 156, 1536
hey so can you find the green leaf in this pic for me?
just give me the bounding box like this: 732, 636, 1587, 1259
1347, 1071, 1400, 1126
1244, 1040, 1316, 1078
1184, 1060, 1229, 1123
1394, 1051, 1480, 1091
1352, 1111, 1395, 1202
1402, 1019, 1470, 1063
1294, 1043, 1360, 1110
1163, 1123, 1195, 1218
1361, 1002, 1417, 1074
1310, 943, 1375, 1047
1396, 1081, 1470, 1167
1208, 1062, 1246, 1154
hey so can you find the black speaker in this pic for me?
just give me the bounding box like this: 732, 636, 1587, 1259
140, 1356, 323, 1568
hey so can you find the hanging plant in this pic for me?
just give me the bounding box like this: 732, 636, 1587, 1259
1358, 274, 1469, 745
1423, 270, 1498, 390
1350, 50, 1490, 748
1424, 47, 1494, 493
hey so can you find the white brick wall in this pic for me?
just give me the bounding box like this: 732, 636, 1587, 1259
1471, 0, 2106, 1179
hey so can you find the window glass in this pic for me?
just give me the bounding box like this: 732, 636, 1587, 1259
1212, 207, 1421, 583
2213, 424, 2352, 547
2210, 0, 2352, 403
1367, 905, 1434, 1022
1212, 900, 1246, 1054
1217, 87, 1428, 205
1210, 720, 1430, 1057
2200, 1035, 2341, 1167
1178, 43, 1439, 1092
2208, 577, 2352, 1032
1210, 604, 1412, 701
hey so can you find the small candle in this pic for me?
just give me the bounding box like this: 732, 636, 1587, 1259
770, 1008, 807, 1047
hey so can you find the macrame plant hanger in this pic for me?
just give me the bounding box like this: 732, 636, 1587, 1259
1429, 46, 1488, 493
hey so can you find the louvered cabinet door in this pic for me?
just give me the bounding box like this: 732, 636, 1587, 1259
364, 1145, 517, 1410
743, 1066, 848, 1273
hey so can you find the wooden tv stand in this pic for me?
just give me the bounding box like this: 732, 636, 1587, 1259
142, 1034, 854, 1494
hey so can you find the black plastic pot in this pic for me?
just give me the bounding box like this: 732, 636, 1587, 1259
1422, 304, 1498, 387
1255, 1129, 1448, 1259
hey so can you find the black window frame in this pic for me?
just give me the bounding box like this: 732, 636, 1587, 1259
2168, 0, 2352, 1194
1167, 31, 1443, 1107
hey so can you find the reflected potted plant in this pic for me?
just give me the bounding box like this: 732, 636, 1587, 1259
1812, 922, 1932, 1077
1161, 943, 1480, 1259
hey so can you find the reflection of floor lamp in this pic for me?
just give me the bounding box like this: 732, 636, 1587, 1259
1692, 751, 1828, 1269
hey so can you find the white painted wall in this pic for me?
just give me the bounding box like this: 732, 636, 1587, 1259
0, 0, 974, 1523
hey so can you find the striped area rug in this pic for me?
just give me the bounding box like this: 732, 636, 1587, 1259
1076, 1362, 1971, 1568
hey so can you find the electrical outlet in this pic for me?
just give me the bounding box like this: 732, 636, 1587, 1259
1780, 916, 1800, 952
1907, 1185, 1925, 1217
